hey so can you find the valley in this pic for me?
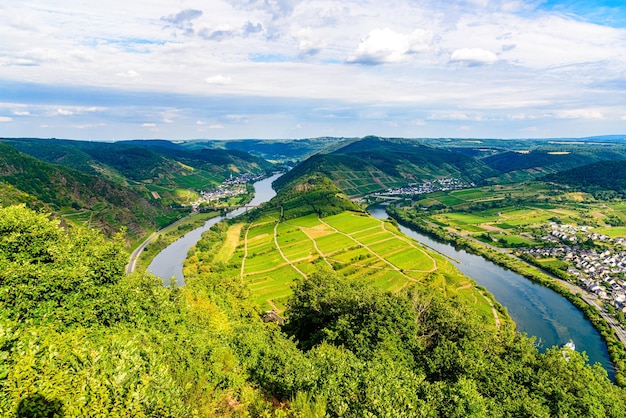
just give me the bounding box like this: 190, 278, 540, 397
3, 134, 626, 416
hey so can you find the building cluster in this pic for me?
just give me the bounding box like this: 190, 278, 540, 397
521, 222, 626, 313
375, 177, 474, 197
223, 173, 265, 185
192, 173, 264, 208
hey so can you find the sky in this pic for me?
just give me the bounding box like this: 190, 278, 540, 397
1, 0, 626, 140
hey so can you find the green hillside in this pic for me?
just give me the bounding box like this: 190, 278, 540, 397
1, 138, 273, 206
257, 173, 362, 220
544, 160, 626, 196
482, 149, 626, 182
274, 136, 495, 196
0, 143, 176, 240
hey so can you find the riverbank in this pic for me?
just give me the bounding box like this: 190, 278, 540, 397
387, 207, 626, 386
146, 173, 283, 285
126, 211, 221, 274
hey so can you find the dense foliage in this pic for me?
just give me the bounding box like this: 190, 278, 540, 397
1, 204, 626, 416
335, 136, 494, 181
544, 159, 626, 196
256, 173, 362, 220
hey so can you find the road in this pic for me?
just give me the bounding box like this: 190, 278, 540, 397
125, 213, 193, 274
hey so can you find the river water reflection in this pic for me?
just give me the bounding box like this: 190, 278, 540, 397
147, 173, 281, 286
367, 204, 614, 378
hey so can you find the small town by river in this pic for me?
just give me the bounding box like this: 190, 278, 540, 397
367, 204, 615, 379
146, 173, 281, 285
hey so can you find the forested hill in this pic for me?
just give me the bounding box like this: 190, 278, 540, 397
274, 136, 495, 196
0, 143, 169, 238
254, 172, 361, 220
482, 149, 626, 183
0, 138, 272, 185
0, 138, 274, 241
544, 160, 626, 196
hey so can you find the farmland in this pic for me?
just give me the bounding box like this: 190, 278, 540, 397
399, 182, 626, 249
185, 210, 501, 327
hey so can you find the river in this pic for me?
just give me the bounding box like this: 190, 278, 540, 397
367, 204, 614, 378
148, 182, 613, 378
147, 173, 282, 286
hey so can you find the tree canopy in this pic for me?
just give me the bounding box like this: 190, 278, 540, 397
1, 204, 625, 417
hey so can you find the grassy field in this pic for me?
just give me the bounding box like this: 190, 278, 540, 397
186, 210, 499, 328
402, 181, 626, 253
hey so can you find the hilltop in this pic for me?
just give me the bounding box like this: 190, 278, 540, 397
274, 136, 495, 196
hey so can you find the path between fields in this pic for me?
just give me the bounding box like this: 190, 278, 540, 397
240, 223, 251, 283
273, 219, 307, 279
380, 221, 438, 272
316, 217, 420, 283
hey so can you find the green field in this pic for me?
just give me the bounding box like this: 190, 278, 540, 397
185, 210, 497, 326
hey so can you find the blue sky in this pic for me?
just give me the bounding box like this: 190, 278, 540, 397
1, 0, 626, 140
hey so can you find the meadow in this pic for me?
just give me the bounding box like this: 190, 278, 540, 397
410, 182, 626, 248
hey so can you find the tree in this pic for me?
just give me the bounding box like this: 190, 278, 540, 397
0, 205, 128, 327
284, 268, 419, 362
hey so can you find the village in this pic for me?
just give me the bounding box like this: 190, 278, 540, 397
191, 173, 265, 209
520, 222, 626, 316
373, 177, 474, 197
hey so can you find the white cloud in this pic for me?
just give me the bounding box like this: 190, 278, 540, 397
450, 48, 498, 65
56, 108, 74, 116
209, 124, 224, 129
549, 109, 604, 120
0, 116, 13, 123
196, 120, 206, 125
13, 110, 30, 116
205, 75, 232, 85
346, 28, 433, 64
116, 70, 140, 78
292, 28, 326, 56
142, 123, 156, 127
